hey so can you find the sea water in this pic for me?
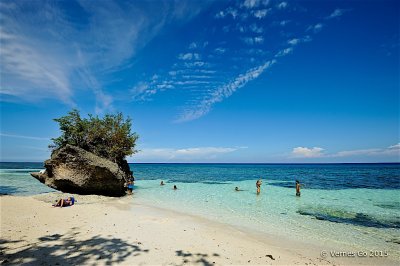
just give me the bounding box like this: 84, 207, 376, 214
1, 163, 399, 259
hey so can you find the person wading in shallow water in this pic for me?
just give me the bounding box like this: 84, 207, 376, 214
296, 180, 301, 197
127, 180, 133, 195
256, 179, 262, 195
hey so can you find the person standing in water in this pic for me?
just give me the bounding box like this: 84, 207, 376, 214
256, 179, 262, 194
296, 180, 301, 197
127, 180, 133, 195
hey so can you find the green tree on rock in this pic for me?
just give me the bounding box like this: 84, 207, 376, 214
50, 109, 138, 164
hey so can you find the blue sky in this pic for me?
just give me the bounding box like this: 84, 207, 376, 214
0, 0, 399, 163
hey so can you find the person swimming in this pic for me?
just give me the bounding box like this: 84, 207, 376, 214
256, 179, 262, 194
296, 180, 301, 197
235, 187, 239, 191
160, 181, 165, 186
173, 185, 177, 190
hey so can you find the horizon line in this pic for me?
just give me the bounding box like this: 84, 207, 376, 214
0, 161, 399, 165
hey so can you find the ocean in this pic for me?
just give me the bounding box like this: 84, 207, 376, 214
1, 162, 399, 259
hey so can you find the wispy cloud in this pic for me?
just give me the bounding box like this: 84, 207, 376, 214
178, 53, 201, 60
214, 48, 227, 54
0, 0, 208, 112
242, 0, 267, 9
249, 23, 264, 33
288, 38, 300, 45
133, 146, 245, 161
325, 8, 350, 20
0, 133, 50, 141
307, 23, 323, 33
131, 0, 335, 122
275, 47, 293, 57
252, 9, 270, 19
287, 36, 312, 46
215, 7, 238, 19
277, 2, 288, 10
291, 144, 400, 159
176, 59, 276, 122
242, 36, 264, 45
279, 20, 290, 26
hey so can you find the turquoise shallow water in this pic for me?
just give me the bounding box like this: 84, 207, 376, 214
1, 163, 399, 260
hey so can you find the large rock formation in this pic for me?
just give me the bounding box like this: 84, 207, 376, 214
31, 145, 131, 197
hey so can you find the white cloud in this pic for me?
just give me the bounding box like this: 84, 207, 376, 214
188, 42, 197, 49
307, 23, 323, 33
287, 36, 312, 46
243, 0, 262, 9
288, 38, 300, 45
182, 75, 211, 79
275, 47, 293, 57
215, 7, 238, 19
184, 61, 208, 68
326, 8, 349, 20
134, 146, 244, 161
130, 82, 150, 101
214, 48, 226, 54
178, 53, 201, 60
290, 144, 400, 159
334, 144, 400, 158
176, 60, 276, 122
174, 80, 210, 85
254, 36, 264, 44
242, 36, 264, 45
389, 143, 400, 149
279, 20, 290, 26
253, 9, 269, 19
302, 35, 312, 42
249, 24, 263, 33
277, 2, 288, 9
0, 1, 207, 110
292, 147, 325, 158
156, 84, 174, 89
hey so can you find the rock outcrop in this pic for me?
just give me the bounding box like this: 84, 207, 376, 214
30, 145, 131, 197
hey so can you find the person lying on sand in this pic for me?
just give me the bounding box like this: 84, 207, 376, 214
53, 197, 75, 207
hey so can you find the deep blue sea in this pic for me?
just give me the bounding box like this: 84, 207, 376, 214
1, 162, 399, 259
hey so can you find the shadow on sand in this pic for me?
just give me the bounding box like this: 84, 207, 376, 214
175, 250, 220, 266
0, 229, 149, 265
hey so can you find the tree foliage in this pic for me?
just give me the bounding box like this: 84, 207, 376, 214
50, 109, 138, 163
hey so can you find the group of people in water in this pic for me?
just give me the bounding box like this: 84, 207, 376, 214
159, 178, 303, 196
52, 178, 302, 208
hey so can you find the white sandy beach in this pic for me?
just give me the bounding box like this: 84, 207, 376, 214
0, 193, 397, 265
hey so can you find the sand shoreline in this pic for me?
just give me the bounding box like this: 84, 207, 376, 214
1, 193, 397, 265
